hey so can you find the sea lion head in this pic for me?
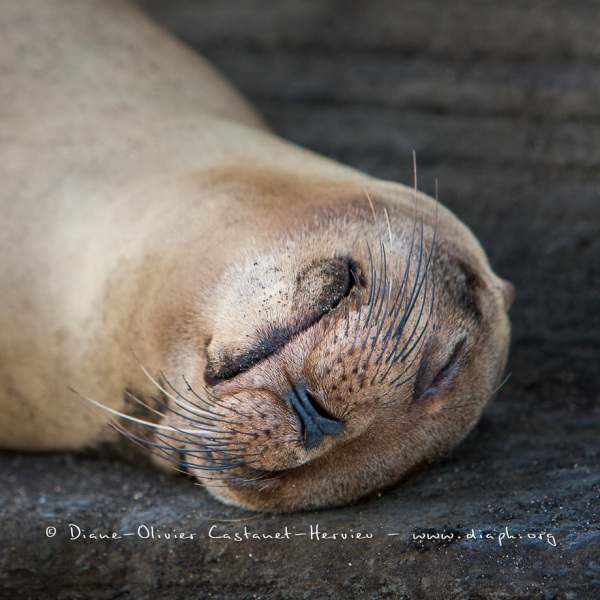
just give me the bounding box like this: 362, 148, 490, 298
129, 170, 513, 513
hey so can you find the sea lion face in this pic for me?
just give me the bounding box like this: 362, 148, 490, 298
142, 175, 513, 513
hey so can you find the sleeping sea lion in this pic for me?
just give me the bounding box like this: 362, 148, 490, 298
0, 0, 513, 512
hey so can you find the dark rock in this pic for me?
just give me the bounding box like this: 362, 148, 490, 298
2, 1, 598, 597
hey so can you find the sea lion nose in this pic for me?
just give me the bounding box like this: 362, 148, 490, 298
285, 383, 345, 450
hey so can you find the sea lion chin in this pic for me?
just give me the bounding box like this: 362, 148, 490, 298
0, 0, 513, 513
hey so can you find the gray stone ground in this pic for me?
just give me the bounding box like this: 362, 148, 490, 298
1, 1, 598, 598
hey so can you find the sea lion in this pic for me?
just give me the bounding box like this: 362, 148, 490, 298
0, 0, 514, 512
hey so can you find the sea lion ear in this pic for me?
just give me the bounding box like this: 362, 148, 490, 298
498, 278, 515, 310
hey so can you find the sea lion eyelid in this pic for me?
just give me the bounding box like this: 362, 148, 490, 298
346, 258, 366, 288
205, 258, 358, 384
416, 337, 466, 400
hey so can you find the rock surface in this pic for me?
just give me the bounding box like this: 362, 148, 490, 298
1, 1, 598, 598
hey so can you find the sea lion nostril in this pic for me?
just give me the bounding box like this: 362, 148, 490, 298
285, 382, 345, 450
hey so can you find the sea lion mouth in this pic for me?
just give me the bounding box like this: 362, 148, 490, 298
204, 256, 360, 384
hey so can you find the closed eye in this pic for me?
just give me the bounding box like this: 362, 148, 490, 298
205, 257, 358, 384
413, 337, 466, 401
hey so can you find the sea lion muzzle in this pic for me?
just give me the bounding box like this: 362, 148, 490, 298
284, 381, 346, 450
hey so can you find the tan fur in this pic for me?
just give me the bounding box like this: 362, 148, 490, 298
0, 0, 513, 512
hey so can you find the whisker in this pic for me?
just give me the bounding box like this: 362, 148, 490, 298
76, 390, 221, 436
384, 208, 393, 250
492, 373, 512, 395
361, 241, 390, 377
164, 377, 231, 422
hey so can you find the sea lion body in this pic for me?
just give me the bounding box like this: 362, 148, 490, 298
0, 0, 513, 512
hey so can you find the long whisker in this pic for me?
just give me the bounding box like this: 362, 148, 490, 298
76, 389, 221, 436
